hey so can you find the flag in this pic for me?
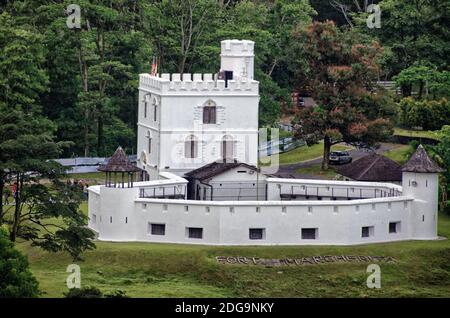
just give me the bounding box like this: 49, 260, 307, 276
151, 56, 158, 76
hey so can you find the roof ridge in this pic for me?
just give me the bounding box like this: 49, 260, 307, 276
356, 153, 381, 179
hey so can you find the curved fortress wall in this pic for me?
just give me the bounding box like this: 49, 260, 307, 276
88, 173, 437, 245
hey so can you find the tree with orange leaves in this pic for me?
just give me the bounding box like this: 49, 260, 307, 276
292, 21, 393, 170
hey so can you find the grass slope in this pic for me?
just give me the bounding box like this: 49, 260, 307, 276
17, 202, 450, 298
394, 128, 438, 141
275, 143, 352, 165
384, 144, 413, 165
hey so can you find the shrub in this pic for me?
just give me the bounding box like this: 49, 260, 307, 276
0, 228, 40, 298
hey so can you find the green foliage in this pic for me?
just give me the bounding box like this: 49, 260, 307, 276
291, 21, 393, 169
433, 126, 450, 214
0, 228, 40, 298
0, 12, 48, 112
64, 286, 129, 298
363, 0, 450, 77
394, 64, 450, 99
398, 97, 450, 130
64, 286, 103, 298
0, 109, 96, 261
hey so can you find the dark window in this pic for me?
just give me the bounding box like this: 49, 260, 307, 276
147, 131, 152, 154
203, 106, 216, 124
185, 135, 198, 158
144, 101, 147, 118
249, 228, 265, 240
154, 104, 157, 121
188, 227, 203, 239
362, 226, 373, 238
150, 223, 165, 235
301, 228, 317, 239
221, 136, 234, 160
389, 222, 399, 233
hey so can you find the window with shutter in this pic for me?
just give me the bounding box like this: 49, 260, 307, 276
222, 135, 234, 160
146, 131, 152, 154
203, 100, 216, 124
185, 135, 198, 158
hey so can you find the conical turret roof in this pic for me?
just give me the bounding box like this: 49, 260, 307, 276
402, 145, 444, 173
98, 146, 142, 173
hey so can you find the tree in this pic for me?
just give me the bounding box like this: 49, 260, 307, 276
0, 227, 40, 298
361, 0, 450, 77
291, 21, 393, 170
143, 0, 223, 74
0, 109, 95, 261
0, 12, 48, 112
398, 97, 450, 130
394, 64, 450, 99
432, 126, 450, 214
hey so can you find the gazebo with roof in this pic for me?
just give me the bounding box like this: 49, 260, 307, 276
98, 146, 143, 188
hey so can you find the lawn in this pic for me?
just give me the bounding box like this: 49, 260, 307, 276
16, 202, 450, 298
296, 164, 339, 179
394, 128, 438, 141
384, 144, 413, 165
63, 172, 106, 185
267, 142, 353, 166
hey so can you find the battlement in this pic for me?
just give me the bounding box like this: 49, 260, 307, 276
139, 73, 259, 95
221, 39, 254, 57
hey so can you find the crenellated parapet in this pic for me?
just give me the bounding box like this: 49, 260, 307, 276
139, 73, 259, 95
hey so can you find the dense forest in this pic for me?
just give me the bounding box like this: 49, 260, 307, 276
0, 0, 449, 158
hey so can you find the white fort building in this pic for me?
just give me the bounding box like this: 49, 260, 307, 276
88, 40, 443, 245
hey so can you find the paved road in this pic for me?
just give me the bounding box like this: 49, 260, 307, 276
271, 143, 398, 180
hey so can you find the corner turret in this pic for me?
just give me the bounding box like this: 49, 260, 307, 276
402, 145, 444, 239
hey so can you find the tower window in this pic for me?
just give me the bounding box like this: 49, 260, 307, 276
185, 135, 198, 158
203, 100, 216, 124
221, 135, 234, 160
146, 131, 152, 154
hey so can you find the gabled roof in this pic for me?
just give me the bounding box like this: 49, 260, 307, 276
185, 159, 259, 181
98, 146, 142, 173
402, 144, 444, 173
337, 153, 402, 182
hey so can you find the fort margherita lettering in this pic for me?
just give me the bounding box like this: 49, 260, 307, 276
216, 255, 396, 266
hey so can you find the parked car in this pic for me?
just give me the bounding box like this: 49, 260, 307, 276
329, 151, 352, 165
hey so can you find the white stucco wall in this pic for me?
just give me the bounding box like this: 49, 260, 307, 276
87, 174, 438, 245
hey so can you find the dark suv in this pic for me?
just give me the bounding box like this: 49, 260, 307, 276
329, 151, 352, 165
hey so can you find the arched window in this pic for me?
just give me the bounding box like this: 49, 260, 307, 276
152, 97, 158, 122
203, 100, 216, 124
221, 135, 234, 160
185, 135, 198, 159
144, 94, 151, 118
146, 131, 152, 154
